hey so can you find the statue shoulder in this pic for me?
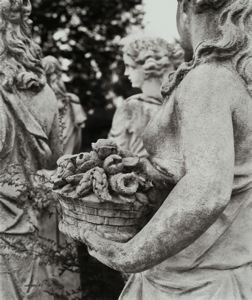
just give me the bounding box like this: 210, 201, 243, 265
115, 93, 142, 114
125, 93, 144, 102
177, 62, 245, 102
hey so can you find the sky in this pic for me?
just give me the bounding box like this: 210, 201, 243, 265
143, 0, 179, 42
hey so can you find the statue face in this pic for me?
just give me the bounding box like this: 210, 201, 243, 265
176, 0, 193, 54
123, 54, 145, 89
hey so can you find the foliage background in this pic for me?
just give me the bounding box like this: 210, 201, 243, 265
32, 0, 143, 151
31, 1, 144, 299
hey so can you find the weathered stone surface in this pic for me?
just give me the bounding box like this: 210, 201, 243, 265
0, 1, 62, 299
77, 1, 252, 300
42, 55, 87, 155
53, 140, 153, 242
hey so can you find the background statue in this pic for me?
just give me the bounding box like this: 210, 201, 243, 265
42, 55, 87, 155
109, 35, 184, 158
76, 0, 252, 299
0, 1, 62, 299
41, 55, 84, 299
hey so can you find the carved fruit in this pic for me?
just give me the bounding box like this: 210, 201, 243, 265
92, 139, 118, 159
65, 173, 85, 184
76, 169, 94, 196
91, 167, 112, 201
103, 154, 124, 175
57, 154, 74, 167
76, 151, 102, 173
109, 173, 139, 195
61, 160, 76, 179
75, 152, 92, 166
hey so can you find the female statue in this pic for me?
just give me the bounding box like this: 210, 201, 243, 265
0, 1, 62, 299
79, 0, 252, 299
109, 35, 183, 158
42, 55, 87, 155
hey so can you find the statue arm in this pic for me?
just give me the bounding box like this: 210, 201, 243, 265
82, 65, 236, 273
0, 95, 7, 153
67, 93, 87, 127
48, 112, 63, 169
108, 101, 130, 150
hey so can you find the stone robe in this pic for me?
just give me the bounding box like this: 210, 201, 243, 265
109, 93, 163, 158
0, 85, 62, 300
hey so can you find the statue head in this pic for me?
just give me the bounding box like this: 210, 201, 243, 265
162, 0, 252, 97
42, 56, 68, 106
0, 0, 46, 93
121, 35, 184, 89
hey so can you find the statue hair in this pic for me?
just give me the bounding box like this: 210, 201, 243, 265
162, 0, 252, 98
121, 35, 184, 81
0, 0, 46, 93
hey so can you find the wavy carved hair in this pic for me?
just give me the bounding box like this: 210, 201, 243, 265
122, 35, 184, 81
0, 0, 46, 93
162, 0, 252, 98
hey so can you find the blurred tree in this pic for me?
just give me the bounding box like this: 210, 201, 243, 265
31, 0, 143, 151
31, 1, 143, 299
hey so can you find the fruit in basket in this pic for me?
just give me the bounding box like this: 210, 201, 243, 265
109, 173, 139, 196
103, 154, 124, 175
91, 139, 118, 159
76, 151, 102, 173
65, 173, 84, 184
76, 169, 94, 196
91, 167, 111, 201
52, 139, 155, 242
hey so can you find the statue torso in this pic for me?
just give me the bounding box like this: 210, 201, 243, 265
0, 84, 61, 235
142, 62, 252, 271
109, 93, 163, 158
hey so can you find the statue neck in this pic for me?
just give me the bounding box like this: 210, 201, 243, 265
141, 78, 163, 100
190, 12, 219, 52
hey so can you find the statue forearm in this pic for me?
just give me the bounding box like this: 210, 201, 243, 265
48, 113, 63, 169
119, 171, 232, 273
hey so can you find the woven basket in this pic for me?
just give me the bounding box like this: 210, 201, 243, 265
55, 192, 151, 242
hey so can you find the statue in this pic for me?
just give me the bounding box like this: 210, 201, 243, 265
42, 55, 87, 155
109, 35, 184, 158
0, 1, 62, 299
42, 55, 84, 298
72, 0, 252, 299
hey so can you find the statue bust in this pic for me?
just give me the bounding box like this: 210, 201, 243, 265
79, 1, 252, 299
0, 1, 62, 299
42, 55, 87, 155
109, 35, 184, 158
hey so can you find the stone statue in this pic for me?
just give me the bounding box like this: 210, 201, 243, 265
42, 55, 83, 299
0, 1, 62, 299
109, 35, 184, 158
42, 55, 87, 155
77, 0, 252, 299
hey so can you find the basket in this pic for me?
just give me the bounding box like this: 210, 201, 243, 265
55, 192, 151, 242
